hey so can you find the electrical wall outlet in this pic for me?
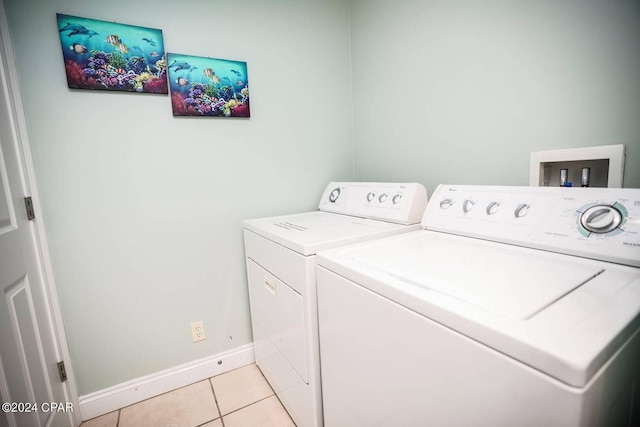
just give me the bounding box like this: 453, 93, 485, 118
191, 321, 206, 342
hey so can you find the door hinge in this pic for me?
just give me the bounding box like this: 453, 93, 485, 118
24, 196, 35, 220
57, 361, 67, 382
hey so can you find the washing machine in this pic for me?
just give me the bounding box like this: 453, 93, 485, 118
243, 182, 428, 427
316, 184, 640, 427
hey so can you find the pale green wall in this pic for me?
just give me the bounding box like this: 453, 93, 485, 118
6, 0, 640, 398
349, 0, 640, 194
4, 0, 353, 395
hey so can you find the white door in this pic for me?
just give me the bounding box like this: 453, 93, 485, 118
0, 3, 75, 427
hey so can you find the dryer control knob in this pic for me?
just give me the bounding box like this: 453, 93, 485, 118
329, 188, 341, 203
392, 194, 403, 204
514, 203, 530, 218
486, 201, 500, 215
463, 199, 475, 213
580, 205, 622, 234
440, 199, 454, 209
379, 193, 388, 203
366, 192, 375, 202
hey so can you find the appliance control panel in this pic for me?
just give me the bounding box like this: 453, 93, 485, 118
424, 184, 640, 267
318, 182, 428, 225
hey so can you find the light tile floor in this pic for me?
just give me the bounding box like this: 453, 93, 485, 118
79, 364, 296, 427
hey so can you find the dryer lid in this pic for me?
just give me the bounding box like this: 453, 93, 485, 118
244, 211, 416, 255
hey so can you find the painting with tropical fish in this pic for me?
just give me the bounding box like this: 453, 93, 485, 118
57, 13, 167, 93
167, 53, 250, 117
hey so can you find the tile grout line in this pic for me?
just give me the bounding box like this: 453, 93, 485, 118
111, 379, 217, 427
219, 394, 276, 418
209, 364, 277, 422
255, 365, 296, 425
86, 364, 284, 427
208, 377, 225, 427
116, 377, 217, 413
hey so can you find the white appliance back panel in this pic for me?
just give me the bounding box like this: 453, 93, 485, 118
424, 185, 640, 267
318, 182, 427, 225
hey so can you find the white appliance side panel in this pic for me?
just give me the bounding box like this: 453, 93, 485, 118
247, 259, 308, 383
316, 267, 640, 427
243, 231, 322, 427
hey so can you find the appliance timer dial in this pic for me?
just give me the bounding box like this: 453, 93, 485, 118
486, 201, 500, 215
580, 205, 623, 234
463, 199, 475, 213
329, 188, 341, 203
392, 194, 402, 204
440, 199, 454, 209
514, 203, 530, 218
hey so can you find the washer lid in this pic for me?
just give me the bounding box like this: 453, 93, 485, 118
243, 211, 417, 256
316, 230, 640, 387
356, 233, 602, 320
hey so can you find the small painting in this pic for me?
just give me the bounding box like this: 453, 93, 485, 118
167, 53, 250, 117
57, 13, 167, 93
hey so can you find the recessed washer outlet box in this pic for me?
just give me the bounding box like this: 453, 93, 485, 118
530, 144, 625, 188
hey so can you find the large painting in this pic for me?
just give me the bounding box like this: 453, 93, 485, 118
57, 13, 167, 93
167, 53, 250, 117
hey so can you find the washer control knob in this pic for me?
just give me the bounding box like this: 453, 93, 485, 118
486, 201, 500, 215
514, 203, 530, 218
379, 193, 388, 203
366, 192, 375, 202
463, 199, 475, 213
440, 198, 454, 209
580, 205, 622, 234
392, 194, 403, 204
329, 188, 341, 203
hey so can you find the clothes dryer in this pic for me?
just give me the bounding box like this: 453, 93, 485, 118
316, 184, 640, 427
243, 182, 427, 427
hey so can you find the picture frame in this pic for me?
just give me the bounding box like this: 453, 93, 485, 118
57, 13, 167, 93
167, 53, 250, 117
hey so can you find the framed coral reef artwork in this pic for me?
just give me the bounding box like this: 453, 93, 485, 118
167, 53, 250, 117
57, 13, 167, 93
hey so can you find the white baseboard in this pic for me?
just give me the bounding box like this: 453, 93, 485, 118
78, 343, 255, 422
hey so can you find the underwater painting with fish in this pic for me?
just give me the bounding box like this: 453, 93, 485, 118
167, 53, 250, 117
57, 13, 167, 93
